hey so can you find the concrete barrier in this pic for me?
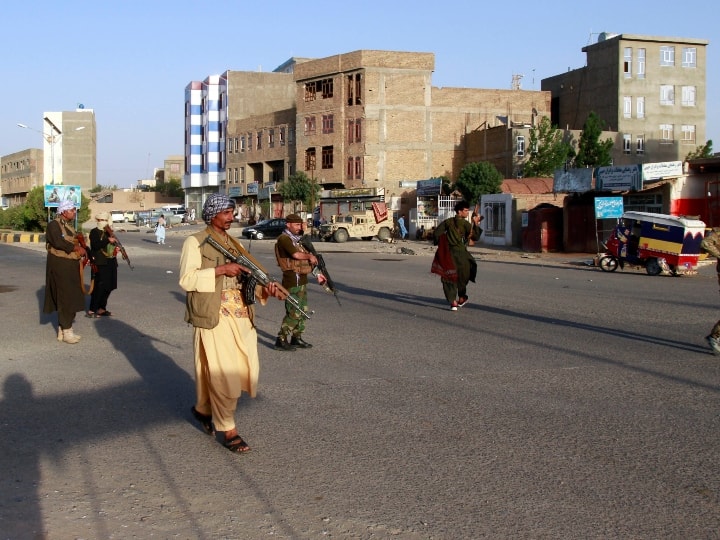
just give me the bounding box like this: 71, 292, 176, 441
0, 231, 46, 244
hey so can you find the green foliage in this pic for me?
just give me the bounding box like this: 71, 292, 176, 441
151, 178, 184, 198
278, 172, 320, 208
454, 162, 503, 203
0, 186, 90, 232
524, 116, 574, 177
575, 112, 614, 168
685, 140, 714, 160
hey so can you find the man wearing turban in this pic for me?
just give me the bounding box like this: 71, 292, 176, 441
179, 193, 284, 453
43, 200, 87, 344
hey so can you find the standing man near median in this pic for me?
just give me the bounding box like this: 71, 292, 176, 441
431, 200, 483, 311
274, 214, 326, 351
179, 194, 285, 453
44, 199, 87, 343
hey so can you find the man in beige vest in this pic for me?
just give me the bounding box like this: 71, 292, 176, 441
179, 194, 284, 453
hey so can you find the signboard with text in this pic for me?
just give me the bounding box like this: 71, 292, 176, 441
594, 196, 624, 219
596, 165, 642, 191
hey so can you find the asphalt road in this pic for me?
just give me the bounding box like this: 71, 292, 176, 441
1, 227, 719, 539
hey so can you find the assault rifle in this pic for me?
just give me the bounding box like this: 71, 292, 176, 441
104, 225, 134, 270
203, 235, 311, 319
300, 235, 341, 306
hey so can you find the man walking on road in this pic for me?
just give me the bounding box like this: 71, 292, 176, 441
431, 200, 483, 311
179, 194, 285, 453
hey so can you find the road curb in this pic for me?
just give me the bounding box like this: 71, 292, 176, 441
0, 231, 45, 244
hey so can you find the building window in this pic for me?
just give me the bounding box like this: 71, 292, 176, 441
624, 47, 632, 78
279, 127, 285, 146
256, 132, 262, 150
660, 124, 674, 142
637, 48, 646, 79
354, 157, 362, 180
305, 147, 316, 171
288, 127, 295, 144
268, 129, 274, 148
636, 135, 645, 155
623, 134, 632, 154
660, 85, 674, 106
321, 78, 333, 99
682, 47, 697, 68
240, 136, 245, 152
623, 97, 632, 118
660, 45, 675, 66
321, 146, 334, 169
681, 86, 696, 107
681, 125, 696, 144
304, 81, 317, 102
247, 132, 252, 151
636, 97, 645, 119
347, 73, 363, 106
348, 118, 363, 143
240, 166, 245, 183
322, 114, 334, 134
304, 116, 316, 135
516, 136, 525, 157
346, 157, 354, 180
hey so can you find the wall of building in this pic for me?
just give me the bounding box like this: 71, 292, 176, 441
0, 148, 44, 206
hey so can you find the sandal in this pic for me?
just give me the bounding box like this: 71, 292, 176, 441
223, 435, 250, 453
85, 312, 99, 318
98, 311, 112, 317
191, 407, 215, 435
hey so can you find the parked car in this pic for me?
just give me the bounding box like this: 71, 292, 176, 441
123, 210, 137, 223
241, 218, 287, 240
110, 210, 126, 223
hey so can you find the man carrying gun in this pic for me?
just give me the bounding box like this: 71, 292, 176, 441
179, 194, 285, 453
274, 214, 327, 351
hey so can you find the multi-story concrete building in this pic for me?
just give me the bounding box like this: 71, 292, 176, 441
0, 148, 43, 206
185, 50, 550, 218
2, 108, 96, 205
184, 71, 297, 214
542, 33, 708, 165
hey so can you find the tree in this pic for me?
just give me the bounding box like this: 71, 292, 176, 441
151, 178, 183, 198
0, 187, 91, 232
277, 172, 320, 211
523, 116, 574, 177
454, 162, 503, 204
685, 140, 714, 160
574, 112, 614, 168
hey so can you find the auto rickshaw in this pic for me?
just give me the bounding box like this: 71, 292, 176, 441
598, 211, 706, 275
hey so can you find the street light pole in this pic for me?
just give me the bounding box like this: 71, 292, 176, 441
17, 122, 85, 185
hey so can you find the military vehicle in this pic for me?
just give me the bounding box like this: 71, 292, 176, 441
319, 210, 392, 243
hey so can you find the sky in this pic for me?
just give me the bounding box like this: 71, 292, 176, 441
2, 0, 717, 189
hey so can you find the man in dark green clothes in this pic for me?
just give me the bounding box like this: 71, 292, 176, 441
432, 201, 483, 311
274, 214, 327, 351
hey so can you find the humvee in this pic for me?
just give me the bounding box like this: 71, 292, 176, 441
319, 210, 392, 243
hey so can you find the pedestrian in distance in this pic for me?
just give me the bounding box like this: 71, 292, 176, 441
43, 200, 87, 344
701, 227, 720, 355
431, 200, 483, 311
155, 214, 166, 244
273, 214, 327, 351
86, 212, 118, 318
398, 215, 408, 240
179, 194, 285, 453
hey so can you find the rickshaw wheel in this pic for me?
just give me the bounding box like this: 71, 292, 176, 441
599, 255, 619, 272
645, 258, 662, 276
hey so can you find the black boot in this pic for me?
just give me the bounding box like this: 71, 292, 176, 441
274, 336, 296, 351
290, 335, 312, 348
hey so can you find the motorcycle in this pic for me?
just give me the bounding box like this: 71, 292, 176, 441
598, 211, 706, 276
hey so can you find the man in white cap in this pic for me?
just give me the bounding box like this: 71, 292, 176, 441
86, 212, 118, 317
43, 200, 87, 344
179, 193, 285, 453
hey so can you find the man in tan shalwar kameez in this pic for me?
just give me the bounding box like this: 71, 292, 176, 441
180, 194, 284, 453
